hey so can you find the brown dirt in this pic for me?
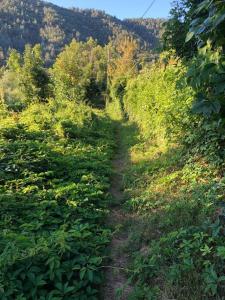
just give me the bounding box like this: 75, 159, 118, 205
102, 129, 133, 300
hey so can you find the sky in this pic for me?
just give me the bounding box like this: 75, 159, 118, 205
50, 0, 172, 19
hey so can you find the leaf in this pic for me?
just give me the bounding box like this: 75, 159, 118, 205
196, 24, 207, 35
217, 246, 225, 259
55, 282, 63, 291
80, 267, 86, 280
89, 256, 102, 265
214, 82, 225, 95
203, 63, 217, 71
64, 286, 75, 294
192, 98, 221, 117
27, 272, 35, 285
87, 270, 94, 282
185, 31, 195, 43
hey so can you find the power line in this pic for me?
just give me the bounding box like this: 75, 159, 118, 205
141, 0, 157, 18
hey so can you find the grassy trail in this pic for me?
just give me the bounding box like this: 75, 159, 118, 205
102, 122, 134, 300
108, 119, 225, 300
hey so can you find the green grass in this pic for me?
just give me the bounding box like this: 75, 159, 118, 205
119, 122, 225, 300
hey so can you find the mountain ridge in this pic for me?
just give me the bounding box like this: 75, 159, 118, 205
0, 0, 165, 63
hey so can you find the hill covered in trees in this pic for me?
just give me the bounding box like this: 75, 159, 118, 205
0, 0, 165, 64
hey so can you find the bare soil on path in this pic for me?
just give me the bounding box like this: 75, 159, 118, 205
102, 125, 133, 300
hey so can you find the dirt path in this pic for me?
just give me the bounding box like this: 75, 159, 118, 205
102, 125, 133, 300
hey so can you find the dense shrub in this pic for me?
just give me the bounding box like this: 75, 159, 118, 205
52, 38, 107, 107
123, 59, 194, 144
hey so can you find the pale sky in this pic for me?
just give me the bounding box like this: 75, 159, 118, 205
49, 0, 172, 19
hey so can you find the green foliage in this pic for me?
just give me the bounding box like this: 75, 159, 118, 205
1, 2, 225, 298
123, 57, 194, 143
186, 0, 225, 49
187, 43, 225, 117
186, 0, 225, 117
107, 36, 139, 120
0, 69, 25, 111
1, 45, 50, 109
119, 117, 225, 299
116, 47, 225, 299
163, 0, 200, 58
131, 220, 225, 298
0, 99, 115, 299
18, 44, 50, 103
52, 38, 107, 106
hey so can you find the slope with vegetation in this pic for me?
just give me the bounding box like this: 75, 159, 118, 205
0, 0, 164, 64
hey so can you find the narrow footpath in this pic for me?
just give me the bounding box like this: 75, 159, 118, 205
102, 124, 133, 300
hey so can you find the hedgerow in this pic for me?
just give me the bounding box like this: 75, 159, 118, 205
119, 56, 225, 299
123, 58, 194, 144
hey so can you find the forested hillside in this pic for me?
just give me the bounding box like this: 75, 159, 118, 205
124, 18, 164, 47
0, 0, 164, 64
0, 0, 225, 299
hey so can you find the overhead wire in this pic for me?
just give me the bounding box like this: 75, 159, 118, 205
141, 0, 157, 18
106, 0, 158, 84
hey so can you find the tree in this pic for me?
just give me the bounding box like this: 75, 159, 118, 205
7, 49, 21, 72
108, 36, 138, 102
5, 45, 50, 106
163, 0, 202, 58
0, 68, 24, 110
52, 38, 107, 106
108, 36, 138, 80
20, 44, 50, 103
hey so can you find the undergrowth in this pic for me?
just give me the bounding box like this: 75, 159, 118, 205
0, 100, 115, 299
120, 122, 225, 300
115, 59, 225, 300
